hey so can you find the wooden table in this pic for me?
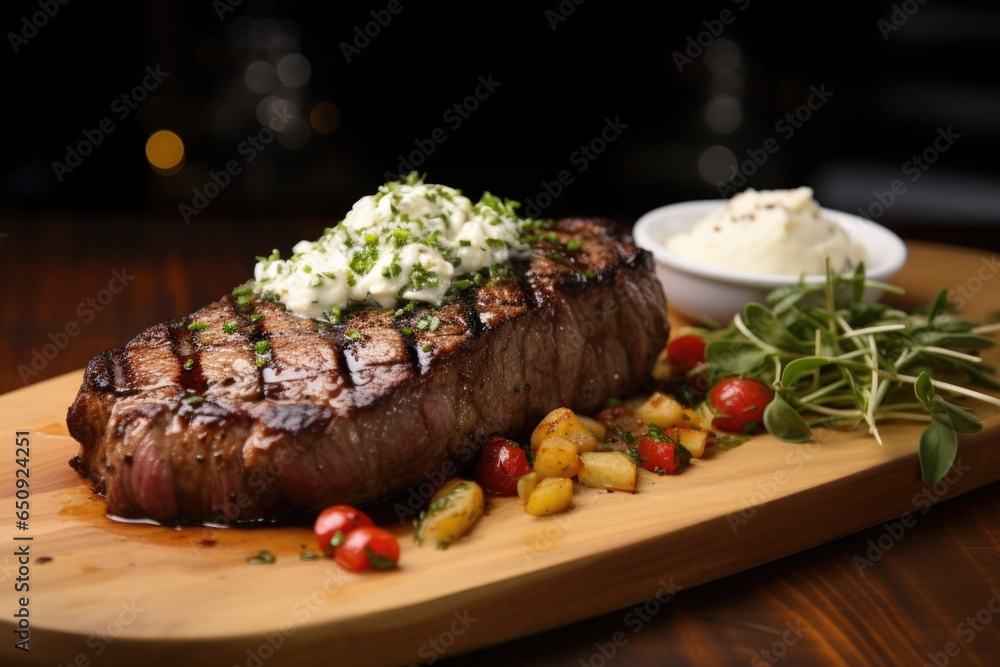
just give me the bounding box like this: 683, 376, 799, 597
2, 216, 998, 666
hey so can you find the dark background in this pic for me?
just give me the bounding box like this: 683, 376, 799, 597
3, 8, 1000, 667
3, 0, 1000, 390
3, 1, 999, 230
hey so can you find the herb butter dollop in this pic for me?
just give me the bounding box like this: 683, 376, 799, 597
665, 187, 864, 276
253, 175, 531, 319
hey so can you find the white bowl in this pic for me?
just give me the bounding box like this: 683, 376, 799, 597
632, 200, 908, 324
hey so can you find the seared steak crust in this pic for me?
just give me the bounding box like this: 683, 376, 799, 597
67, 218, 668, 523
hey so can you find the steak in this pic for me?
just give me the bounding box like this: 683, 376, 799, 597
67, 218, 668, 524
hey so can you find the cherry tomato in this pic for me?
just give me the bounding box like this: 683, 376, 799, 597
313, 505, 374, 555
475, 435, 532, 496
334, 526, 401, 572
667, 335, 706, 374
708, 377, 773, 433
637, 435, 689, 475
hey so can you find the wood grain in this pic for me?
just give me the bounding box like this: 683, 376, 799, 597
1, 233, 998, 666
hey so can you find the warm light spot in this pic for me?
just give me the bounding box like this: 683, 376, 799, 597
309, 102, 341, 136
277, 53, 311, 87
145, 130, 185, 175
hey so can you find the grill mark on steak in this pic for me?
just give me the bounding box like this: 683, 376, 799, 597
67, 217, 669, 523
167, 322, 208, 396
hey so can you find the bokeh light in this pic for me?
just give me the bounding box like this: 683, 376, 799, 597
697, 145, 737, 185
704, 95, 743, 134
309, 102, 342, 135
244, 61, 277, 93
277, 53, 311, 87
145, 130, 185, 175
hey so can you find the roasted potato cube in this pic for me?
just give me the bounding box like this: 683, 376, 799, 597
578, 452, 637, 493
525, 477, 573, 516
517, 471, 540, 502
663, 427, 709, 458
415, 478, 485, 548
531, 407, 600, 452
533, 437, 580, 478
635, 392, 701, 429
578, 415, 607, 442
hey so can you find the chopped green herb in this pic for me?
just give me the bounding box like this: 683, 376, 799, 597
222, 321, 239, 334
566, 237, 581, 251
185, 395, 204, 406
254, 340, 270, 355
345, 329, 363, 341
182, 359, 195, 371
459, 239, 472, 246
329, 305, 343, 325
715, 434, 750, 451
247, 550, 276, 564
365, 545, 398, 570
422, 342, 432, 352
381, 257, 402, 279
187, 321, 208, 333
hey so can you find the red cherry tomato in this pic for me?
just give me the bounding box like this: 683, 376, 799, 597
334, 526, 401, 572
475, 436, 532, 496
313, 505, 375, 555
636, 434, 689, 475
667, 334, 706, 374
709, 377, 773, 433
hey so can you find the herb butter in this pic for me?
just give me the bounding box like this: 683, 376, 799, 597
254, 175, 531, 319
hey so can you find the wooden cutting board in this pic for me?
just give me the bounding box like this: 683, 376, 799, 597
2, 242, 998, 667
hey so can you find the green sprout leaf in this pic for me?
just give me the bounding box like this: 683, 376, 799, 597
918, 420, 958, 484
763, 396, 813, 443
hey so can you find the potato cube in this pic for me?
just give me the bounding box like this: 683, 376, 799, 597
679, 407, 705, 430
415, 478, 485, 548
525, 477, 573, 516
663, 427, 709, 458
578, 452, 637, 493
533, 437, 580, 478
634, 392, 685, 429
531, 407, 600, 452
577, 415, 607, 441
517, 471, 539, 502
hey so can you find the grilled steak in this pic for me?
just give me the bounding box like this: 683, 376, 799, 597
67, 218, 668, 523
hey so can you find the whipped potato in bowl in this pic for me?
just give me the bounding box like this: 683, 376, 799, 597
664, 187, 864, 276
633, 187, 907, 323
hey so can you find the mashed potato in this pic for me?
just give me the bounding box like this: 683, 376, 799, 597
665, 187, 864, 276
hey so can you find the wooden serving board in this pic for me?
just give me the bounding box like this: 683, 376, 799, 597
2, 243, 998, 667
